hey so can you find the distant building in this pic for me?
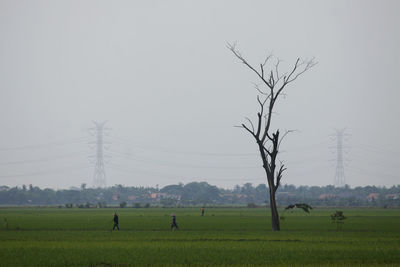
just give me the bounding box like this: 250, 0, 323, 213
319, 194, 336, 200
151, 193, 167, 199
150, 193, 181, 200
277, 192, 296, 197
0, 186, 9, 191
220, 193, 234, 201
385, 194, 399, 200
367, 193, 379, 201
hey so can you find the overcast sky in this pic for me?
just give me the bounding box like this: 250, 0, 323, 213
0, 0, 399, 189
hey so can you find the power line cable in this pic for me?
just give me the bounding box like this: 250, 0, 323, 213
107, 150, 260, 170
108, 163, 264, 183
110, 135, 331, 157
0, 165, 91, 179
0, 137, 89, 152
108, 135, 257, 157
0, 152, 88, 166
352, 144, 399, 157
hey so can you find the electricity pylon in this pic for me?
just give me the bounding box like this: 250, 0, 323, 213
89, 121, 110, 188
332, 128, 349, 187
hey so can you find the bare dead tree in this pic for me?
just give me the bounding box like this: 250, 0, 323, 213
228, 43, 316, 231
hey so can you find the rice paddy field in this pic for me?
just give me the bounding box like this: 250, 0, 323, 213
0, 207, 399, 266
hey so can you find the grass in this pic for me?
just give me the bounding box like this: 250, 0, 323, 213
0, 207, 399, 266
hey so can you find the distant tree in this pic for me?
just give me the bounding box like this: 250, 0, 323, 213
228, 43, 316, 231
233, 185, 241, 193
119, 201, 127, 208
1, 183, 399, 207
247, 202, 257, 208
81, 183, 87, 190
181, 182, 220, 204
161, 198, 177, 207
160, 184, 183, 195
255, 184, 268, 204
97, 201, 107, 208
331, 210, 346, 231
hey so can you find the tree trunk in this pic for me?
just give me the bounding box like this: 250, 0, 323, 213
259, 146, 280, 231
269, 188, 280, 231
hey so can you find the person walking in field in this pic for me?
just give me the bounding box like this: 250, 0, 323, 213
201, 207, 205, 216
171, 213, 178, 231
113, 212, 119, 231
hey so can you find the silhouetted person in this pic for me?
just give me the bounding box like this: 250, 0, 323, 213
201, 207, 205, 216
171, 213, 178, 231
4, 217, 8, 230
113, 212, 119, 231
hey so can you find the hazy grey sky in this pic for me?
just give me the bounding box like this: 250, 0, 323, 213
0, 0, 399, 189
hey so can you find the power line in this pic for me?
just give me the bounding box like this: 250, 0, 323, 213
0, 165, 90, 179
0, 137, 88, 152
109, 135, 257, 157
107, 149, 260, 170
352, 143, 398, 156
108, 163, 264, 183
0, 152, 87, 166
346, 165, 399, 181
109, 134, 333, 157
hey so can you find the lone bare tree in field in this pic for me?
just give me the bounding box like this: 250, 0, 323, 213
228, 43, 316, 231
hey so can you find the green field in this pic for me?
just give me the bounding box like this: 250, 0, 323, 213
0, 207, 399, 266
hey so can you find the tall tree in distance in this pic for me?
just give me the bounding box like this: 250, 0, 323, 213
228, 43, 316, 231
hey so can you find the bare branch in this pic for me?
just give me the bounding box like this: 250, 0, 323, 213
269, 70, 275, 86
253, 83, 268, 96
275, 163, 287, 191
260, 55, 273, 79
240, 123, 256, 139
273, 58, 316, 102
284, 58, 300, 83
260, 64, 264, 79
255, 96, 268, 137
274, 59, 281, 82
245, 117, 255, 133
227, 43, 273, 90
277, 130, 296, 149
286, 58, 318, 83
263, 146, 272, 157
262, 55, 273, 67
261, 102, 274, 143
256, 95, 268, 108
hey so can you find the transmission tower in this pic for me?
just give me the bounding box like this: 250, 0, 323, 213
89, 121, 110, 188
332, 128, 348, 187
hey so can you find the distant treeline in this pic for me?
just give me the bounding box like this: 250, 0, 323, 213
0, 182, 399, 207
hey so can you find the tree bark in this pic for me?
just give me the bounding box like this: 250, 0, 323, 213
259, 143, 280, 231
269, 188, 280, 231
